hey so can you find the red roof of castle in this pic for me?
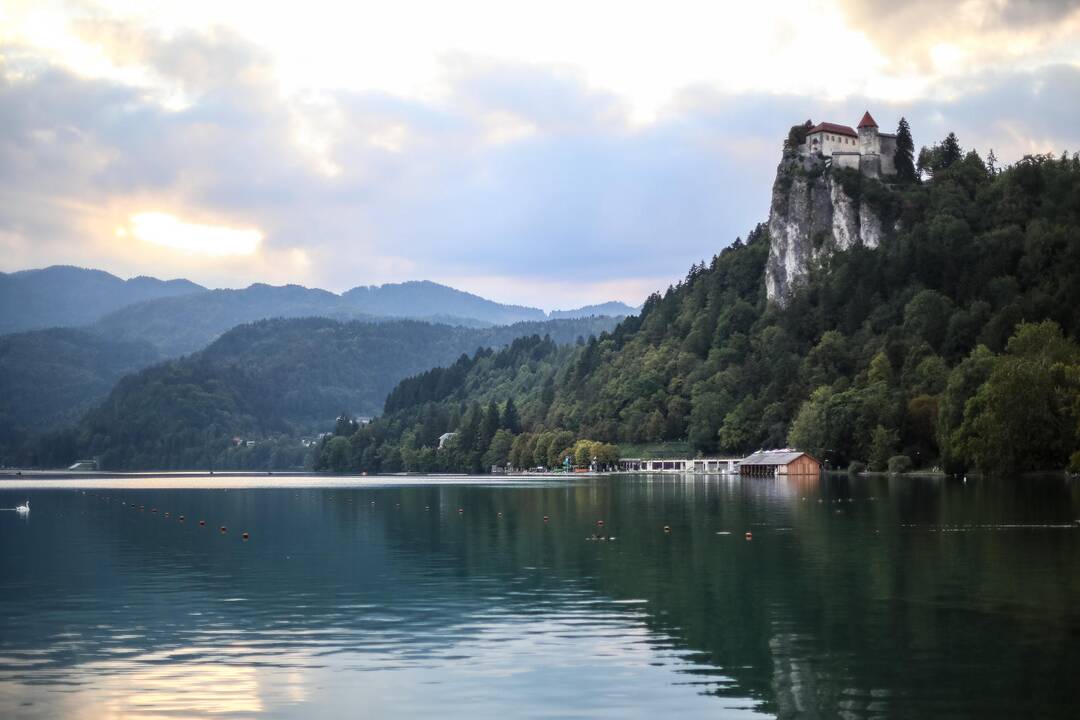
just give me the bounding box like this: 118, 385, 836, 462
807, 122, 857, 138
857, 111, 878, 128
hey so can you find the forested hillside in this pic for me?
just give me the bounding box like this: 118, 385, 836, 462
91, 283, 375, 357
0, 328, 161, 454
22, 315, 619, 470
316, 139, 1080, 476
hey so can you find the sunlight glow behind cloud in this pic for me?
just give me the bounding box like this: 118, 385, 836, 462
2, 0, 1079, 307
126, 213, 262, 256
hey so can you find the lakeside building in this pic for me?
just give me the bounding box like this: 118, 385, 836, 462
617, 458, 741, 474
738, 450, 822, 476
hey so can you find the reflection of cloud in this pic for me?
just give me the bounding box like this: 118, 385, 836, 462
53, 650, 266, 719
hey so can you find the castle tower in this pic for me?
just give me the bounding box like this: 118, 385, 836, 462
857, 111, 879, 154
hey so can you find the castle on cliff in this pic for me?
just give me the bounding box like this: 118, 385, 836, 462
796, 111, 896, 178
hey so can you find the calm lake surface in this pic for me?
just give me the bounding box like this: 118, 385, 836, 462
1, 473, 1079, 719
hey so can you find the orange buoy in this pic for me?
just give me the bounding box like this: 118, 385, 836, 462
242, 532, 250, 540
745, 531, 752, 540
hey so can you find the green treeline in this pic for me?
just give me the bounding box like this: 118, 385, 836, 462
18, 315, 620, 470
317, 136, 1080, 475
315, 334, 619, 473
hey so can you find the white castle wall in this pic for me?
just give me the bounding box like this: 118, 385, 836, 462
798, 116, 897, 177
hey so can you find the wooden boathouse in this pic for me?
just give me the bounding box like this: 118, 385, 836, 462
738, 450, 822, 476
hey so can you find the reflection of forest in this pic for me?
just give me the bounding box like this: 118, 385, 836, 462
2, 476, 1079, 718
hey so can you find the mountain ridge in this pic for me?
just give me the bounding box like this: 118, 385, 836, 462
1, 266, 636, 349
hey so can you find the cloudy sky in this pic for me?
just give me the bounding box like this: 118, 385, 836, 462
2, 1, 1079, 309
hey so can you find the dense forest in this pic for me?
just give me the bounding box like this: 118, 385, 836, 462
18, 315, 619, 470
316, 134, 1080, 476
0, 328, 162, 454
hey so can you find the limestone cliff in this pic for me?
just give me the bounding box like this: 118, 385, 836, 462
766, 160, 888, 304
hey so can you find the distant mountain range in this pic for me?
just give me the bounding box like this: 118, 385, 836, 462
1, 267, 639, 355
0, 266, 204, 335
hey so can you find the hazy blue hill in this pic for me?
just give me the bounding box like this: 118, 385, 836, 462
91, 283, 376, 357
0, 327, 161, 436
343, 280, 547, 325
90, 281, 615, 357
0, 266, 204, 334
2, 266, 633, 355
27, 315, 619, 469
549, 301, 638, 319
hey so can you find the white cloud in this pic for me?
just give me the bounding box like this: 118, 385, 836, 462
127, 212, 262, 256
1, 2, 1079, 308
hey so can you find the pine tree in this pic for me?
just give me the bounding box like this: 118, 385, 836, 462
480, 400, 500, 448
894, 117, 917, 184
501, 397, 522, 434
940, 132, 962, 168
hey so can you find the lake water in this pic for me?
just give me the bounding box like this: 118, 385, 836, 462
1, 473, 1079, 719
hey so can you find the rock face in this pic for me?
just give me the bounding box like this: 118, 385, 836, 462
766, 160, 887, 304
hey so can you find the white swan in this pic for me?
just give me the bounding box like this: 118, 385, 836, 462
15, 500, 29, 514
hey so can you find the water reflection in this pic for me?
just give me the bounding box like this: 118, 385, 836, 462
1, 474, 1078, 718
